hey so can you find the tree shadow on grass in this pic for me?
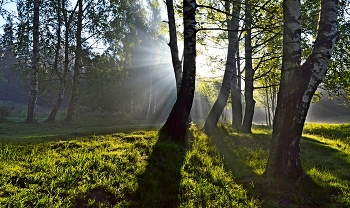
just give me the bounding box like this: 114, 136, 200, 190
209, 126, 349, 207
133, 135, 189, 207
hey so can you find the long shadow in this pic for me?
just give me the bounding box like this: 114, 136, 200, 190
133, 135, 188, 207
208, 126, 348, 207
209, 129, 258, 178
302, 135, 350, 182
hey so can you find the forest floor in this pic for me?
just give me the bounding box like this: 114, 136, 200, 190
0, 121, 349, 207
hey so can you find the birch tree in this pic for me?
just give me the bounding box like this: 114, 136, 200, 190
159, 0, 197, 140
265, 0, 339, 180
25, 0, 40, 123
64, 0, 82, 122
240, 0, 254, 133
45, 0, 76, 122
203, 0, 240, 135
165, 0, 183, 95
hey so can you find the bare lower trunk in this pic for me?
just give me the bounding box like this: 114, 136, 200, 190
26, 0, 40, 123
231, 45, 242, 131
203, 0, 240, 135
166, 0, 182, 94
65, 0, 83, 122
46, 0, 64, 123
265, 0, 339, 181
46, 81, 66, 122
65, 76, 79, 122
241, 0, 255, 134
146, 73, 153, 120
159, 0, 196, 141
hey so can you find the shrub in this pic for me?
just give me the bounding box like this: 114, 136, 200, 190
0, 106, 10, 120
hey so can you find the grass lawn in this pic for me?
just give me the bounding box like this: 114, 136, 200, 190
0, 121, 350, 207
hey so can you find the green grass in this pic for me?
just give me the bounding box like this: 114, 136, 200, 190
212, 123, 350, 207
0, 122, 258, 207
1, 121, 350, 207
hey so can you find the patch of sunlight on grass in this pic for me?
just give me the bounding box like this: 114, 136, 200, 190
303, 134, 350, 156
304, 123, 350, 143
243, 148, 267, 176
302, 128, 350, 207
179, 126, 260, 207
0, 130, 159, 207
0, 127, 262, 207
307, 167, 338, 185
307, 167, 350, 207
216, 124, 270, 178
251, 125, 272, 135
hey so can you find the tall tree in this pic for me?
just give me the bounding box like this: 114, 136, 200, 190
25, 0, 40, 123
166, 0, 183, 95
231, 37, 242, 132
240, 0, 255, 133
203, 0, 240, 135
64, 0, 82, 122
45, 0, 73, 122
159, 0, 197, 140
265, 0, 339, 180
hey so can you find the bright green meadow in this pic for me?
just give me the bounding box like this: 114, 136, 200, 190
0, 121, 350, 207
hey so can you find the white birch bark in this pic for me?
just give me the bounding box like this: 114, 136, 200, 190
266, 0, 339, 180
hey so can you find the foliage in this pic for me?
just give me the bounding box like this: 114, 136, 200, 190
0, 106, 10, 121
301, 0, 350, 97
0, 0, 166, 122
196, 76, 222, 104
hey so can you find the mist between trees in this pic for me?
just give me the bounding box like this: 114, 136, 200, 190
0, 0, 349, 184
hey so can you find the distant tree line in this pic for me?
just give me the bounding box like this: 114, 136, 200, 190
0, 0, 180, 123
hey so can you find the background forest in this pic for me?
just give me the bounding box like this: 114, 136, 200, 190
0, 0, 349, 126
0, 0, 179, 124
1, 0, 350, 207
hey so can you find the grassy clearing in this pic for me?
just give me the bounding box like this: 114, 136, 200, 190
0, 122, 258, 207
213, 123, 350, 207
1, 121, 350, 207
0, 121, 160, 144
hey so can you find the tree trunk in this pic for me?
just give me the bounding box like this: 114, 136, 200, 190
26, 0, 40, 123
203, 0, 240, 135
166, 0, 183, 95
265, 0, 339, 181
49, 0, 76, 122
159, 0, 196, 141
241, 0, 255, 134
265, 87, 272, 127
65, 0, 83, 122
46, 0, 64, 122
146, 71, 153, 120
231, 44, 242, 131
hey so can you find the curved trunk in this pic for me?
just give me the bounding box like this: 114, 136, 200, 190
46, 81, 66, 122
166, 0, 182, 95
65, 0, 83, 122
159, 0, 196, 141
265, 0, 339, 181
203, 0, 240, 135
46, 0, 64, 122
